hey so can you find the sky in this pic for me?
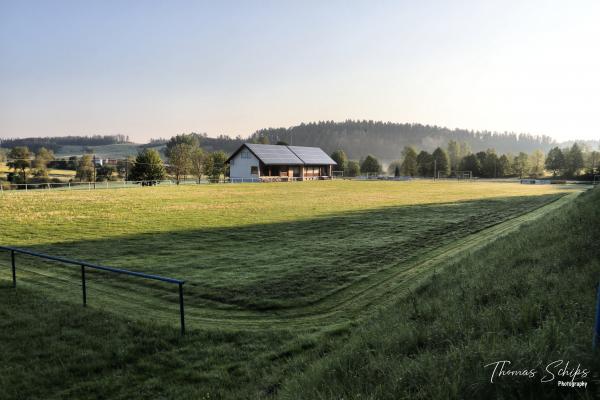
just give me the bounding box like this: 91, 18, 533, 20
1, 0, 599, 143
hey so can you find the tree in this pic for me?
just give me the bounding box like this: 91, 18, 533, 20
32, 147, 54, 177
7, 146, 31, 182
447, 140, 461, 172
76, 154, 95, 182
416, 151, 434, 177
459, 141, 472, 158
432, 147, 450, 177
529, 149, 545, 178
165, 134, 198, 184
459, 154, 481, 177
400, 146, 418, 176
565, 143, 584, 177
545, 147, 565, 177
129, 149, 166, 182
360, 155, 381, 175
513, 152, 530, 179
258, 135, 270, 144
587, 151, 600, 175
394, 165, 400, 177
117, 156, 135, 180
203, 151, 228, 181
67, 156, 78, 170
0, 148, 6, 163
276, 140, 289, 145
330, 150, 348, 173
497, 154, 511, 177
347, 161, 360, 177
190, 147, 206, 183
480, 149, 499, 178
387, 160, 402, 176
96, 165, 116, 181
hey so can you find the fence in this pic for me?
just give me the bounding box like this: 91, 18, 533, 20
0, 246, 187, 335
0, 176, 335, 192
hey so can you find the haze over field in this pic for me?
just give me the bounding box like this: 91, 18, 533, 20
1, 1, 599, 142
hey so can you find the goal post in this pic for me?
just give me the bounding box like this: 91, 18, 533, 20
332, 170, 344, 179
454, 170, 473, 181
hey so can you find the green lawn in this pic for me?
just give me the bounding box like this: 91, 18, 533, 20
0, 181, 573, 324
0, 180, 591, 399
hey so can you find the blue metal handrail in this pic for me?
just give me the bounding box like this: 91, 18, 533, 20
0, 245, 186, 335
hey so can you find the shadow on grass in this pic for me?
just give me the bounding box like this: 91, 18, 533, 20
0, 193, 565, 312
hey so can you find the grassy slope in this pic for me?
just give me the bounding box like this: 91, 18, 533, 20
0, 183, 592, 399
54, 144, 141, 158
279, 187, 600, 399
0, 185, 593, 399
0, 182, 572, 332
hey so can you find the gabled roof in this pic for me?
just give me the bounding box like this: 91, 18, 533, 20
226, 144, 337, 166
245, 143, 303, 165
287, 145, 336, 165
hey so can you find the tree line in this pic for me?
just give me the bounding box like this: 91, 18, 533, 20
0, 134, 130, 153
247, 120, 557, 159
329, 140, 600, 179
1, 134, 230, 185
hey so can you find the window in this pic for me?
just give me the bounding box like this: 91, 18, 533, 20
250, 166, 258, 175
241, 149, 251, 159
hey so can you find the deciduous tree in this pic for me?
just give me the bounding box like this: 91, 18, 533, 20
432, 147, 450, 177
7, 146, 31, 182
166, 134, 198, 184
416, 151, 433, 177
330, 150, 348, 173
360, 155, 381, 175
129, 149, 166, 182
346, 161, 360, 177
545, 147, 565, 177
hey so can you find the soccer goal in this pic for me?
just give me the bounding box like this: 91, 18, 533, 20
332, 170, 345, 179
455, 170, 473, 181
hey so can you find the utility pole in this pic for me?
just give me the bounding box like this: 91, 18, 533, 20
92, 154, 97, 189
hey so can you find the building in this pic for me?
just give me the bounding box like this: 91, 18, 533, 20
226, 143, 337, 181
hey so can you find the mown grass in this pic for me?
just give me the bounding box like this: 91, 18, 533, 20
279, 186, 600, 399
0, 181, 570, 313
0, 182, 594, 399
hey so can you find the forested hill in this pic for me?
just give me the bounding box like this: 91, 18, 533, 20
249, 120, 556, 160
1, 121, 559, 160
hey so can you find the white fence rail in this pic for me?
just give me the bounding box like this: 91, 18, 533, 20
0, 176, 335, 193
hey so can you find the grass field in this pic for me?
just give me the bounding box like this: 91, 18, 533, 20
0, 181, 574, 324
0, 180, 592, 398
0, 163, 76, 180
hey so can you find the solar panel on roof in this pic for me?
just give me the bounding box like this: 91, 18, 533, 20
245, 144, 303, 165
287, 146, 337, 165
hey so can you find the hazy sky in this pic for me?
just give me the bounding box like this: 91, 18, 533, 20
1, 0, 599, 142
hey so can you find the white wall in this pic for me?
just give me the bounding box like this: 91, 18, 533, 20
229, 149, 260, 180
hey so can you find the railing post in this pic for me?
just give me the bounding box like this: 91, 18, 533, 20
179, 282, 185, 335
81, 265, 87, 307
593, 282, 600, 350
11, 250, 16, 288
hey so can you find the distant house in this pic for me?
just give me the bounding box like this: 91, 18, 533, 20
226, 143, 337, 181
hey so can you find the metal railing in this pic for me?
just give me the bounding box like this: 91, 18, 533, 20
0, 176, 336, 192
0, 246, 187, 335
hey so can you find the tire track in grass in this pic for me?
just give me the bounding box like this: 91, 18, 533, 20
0, 190, 583, 331
155, 190, 582, 330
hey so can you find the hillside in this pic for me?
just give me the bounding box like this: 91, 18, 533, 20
1, 121, 557, 161
248, 120, 557, 160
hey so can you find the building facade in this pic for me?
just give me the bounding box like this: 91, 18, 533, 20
226, 143, 336, 182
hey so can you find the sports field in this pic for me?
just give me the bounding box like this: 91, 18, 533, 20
0, 181, 577, 330
1, 180, 593, 399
